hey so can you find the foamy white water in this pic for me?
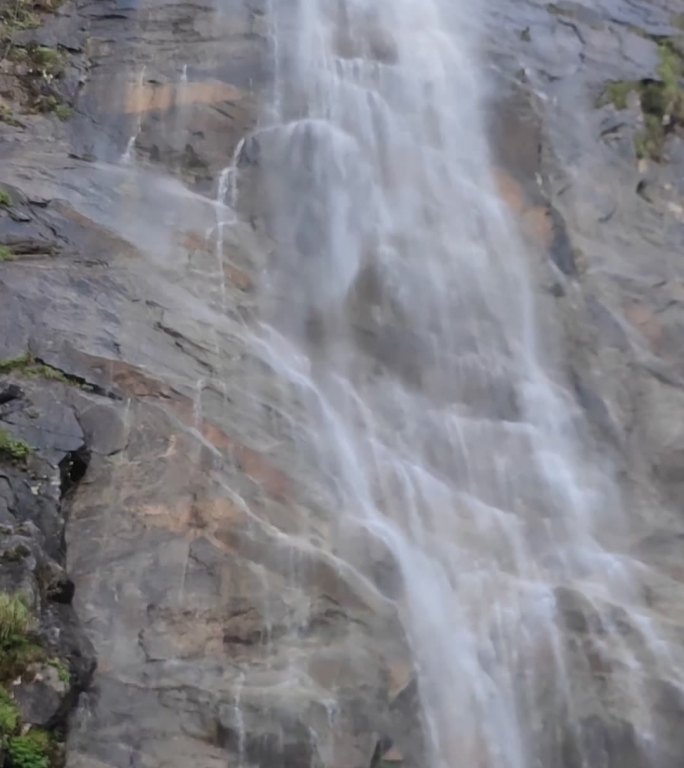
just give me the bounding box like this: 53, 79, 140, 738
224, 1, 684, 766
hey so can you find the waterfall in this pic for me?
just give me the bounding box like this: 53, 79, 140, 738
223, 1, 684, 766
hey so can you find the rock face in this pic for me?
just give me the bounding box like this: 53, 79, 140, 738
0, 371, 95, 755
1, 0, 684, 767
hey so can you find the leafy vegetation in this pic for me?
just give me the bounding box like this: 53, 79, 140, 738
634, 43, 684, 160
8, 729, 51, 768
598, 80, 638, 110
0, 354, 67, 382
0, 688, 19, 735
0, 593, 33, 650
26, 45, 64, 77
598, 42, 684, 161
52, 104, 71, 121
0, 246, 16, 263
0, 0, 39, 47
0, 0, 74, 125
0, 592, 60, 768
47, 657, 69, 684
0, 430, 32, 463
0, 190, 12, 207
0, 642, 44, 687
0, 103, 22, 126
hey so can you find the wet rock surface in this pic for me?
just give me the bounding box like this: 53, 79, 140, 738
1, 0, 684, 766
0, 373, 95, 761
487, 1, 684, 764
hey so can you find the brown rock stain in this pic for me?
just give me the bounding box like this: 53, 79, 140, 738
139, 496, 247, 537
624, 302, 663, 349
387, 660, 414, 700
75, 352, 292, 501
123, 81, 244, 115
197, 419, 291, 501
225, 263, 254, 292
522, 206, 554, 251
180, 230, 211, 254
494, 168, 555, 251
494, 169, 526, 214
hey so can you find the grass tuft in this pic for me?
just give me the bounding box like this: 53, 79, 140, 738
8, 729, 51, 768
0, 430, 32, 463
0, 687, 19, 735
0, 593, 33, 650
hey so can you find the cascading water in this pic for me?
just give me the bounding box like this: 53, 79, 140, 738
223, 1, 684, 766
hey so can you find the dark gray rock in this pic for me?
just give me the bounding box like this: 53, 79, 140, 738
77, 404, 127, 456
14, 664, 69, 727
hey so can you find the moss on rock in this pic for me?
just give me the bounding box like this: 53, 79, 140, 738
0, 431, 32, 463
598, 42, 684, 161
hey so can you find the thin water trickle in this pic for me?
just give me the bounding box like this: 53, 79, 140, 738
121, 66, 146, 164
233, 671, 247, 767
214, 1, 684, 766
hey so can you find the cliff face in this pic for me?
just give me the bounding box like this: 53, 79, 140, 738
1, 0, 684, 767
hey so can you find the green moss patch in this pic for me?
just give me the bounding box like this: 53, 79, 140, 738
0, 593, 33, 650
0, 0, 39, 43
597, 80, 639, 110
8, 729, 52, 768
0, 688, 19, 735
0, 246, 16, 263
0, 354, 67, 383
0, 593, 61, 766
1, 0, 75, 123
0, 104, 22, 127
0, 430, 32, 463
47, 658, 69, 684
598, 42, 684, 161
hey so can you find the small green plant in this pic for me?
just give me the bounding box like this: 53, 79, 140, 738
0, 642, 44, 685
635, 113, 665, 159
0, 688, 19, 734
0, 354, 67, 382
0, 189, 11, 207
0, 593, 33, 650
0, 354, 30, 373
0, 103, 21, 126
0, 430, 32, 463
53, 104, 71, 121
7, 729, 51, 768
26, 45, 64, 77
598, 80, 637, 110
0, 0, 39, 43
25, 365, 66, 382
600, 44, 684, 161
47, 657, 69, 684
0, 246, 15, 262
658, 42, 684, 119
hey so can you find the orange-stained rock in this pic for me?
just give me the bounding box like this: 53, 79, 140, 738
123, 80, 244, 115
225, 263, 254, 292
522, 205, 555, 251
387, 661, 414, 700
494, 168, 526, 214
494, 169, 555, 251
624, 302, 663, 349
382, 746, 404, 763
180, 230, 211, 254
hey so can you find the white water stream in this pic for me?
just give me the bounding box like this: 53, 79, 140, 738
218, 1, 681, 766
